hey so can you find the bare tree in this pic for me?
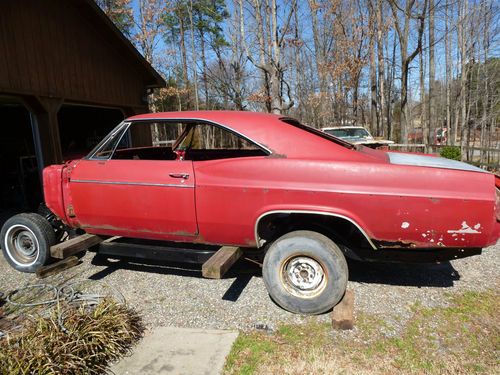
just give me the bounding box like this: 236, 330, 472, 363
388, 0, 428, 142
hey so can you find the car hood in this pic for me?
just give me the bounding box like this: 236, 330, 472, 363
386, 152, 487, 173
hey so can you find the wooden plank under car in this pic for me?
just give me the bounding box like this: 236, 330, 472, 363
202, 246, 243, 279
36, 256, 80, 279
50, 234, 103, 259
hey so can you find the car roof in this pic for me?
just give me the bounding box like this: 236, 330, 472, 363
126, 111, 376, 161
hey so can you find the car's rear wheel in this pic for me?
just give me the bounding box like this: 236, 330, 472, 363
1, 213, 56, 273
262, 230, 348, 314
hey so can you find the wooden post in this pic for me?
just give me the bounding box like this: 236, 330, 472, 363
332, 289, 354, 330
23, 95, 64, 166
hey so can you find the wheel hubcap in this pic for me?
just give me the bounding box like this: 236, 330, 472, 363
282, 256, 326, 297
15, 231, 37, 257
4, 225, 40, 266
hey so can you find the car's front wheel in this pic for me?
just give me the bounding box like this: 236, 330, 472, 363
1, 213, 56, 273
262, 230, 348, 314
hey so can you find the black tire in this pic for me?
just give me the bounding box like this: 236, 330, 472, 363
262, 230, 348, 315
0, 213, 56, 273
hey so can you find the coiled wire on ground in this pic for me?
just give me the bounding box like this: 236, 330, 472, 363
1, 280, 125, 337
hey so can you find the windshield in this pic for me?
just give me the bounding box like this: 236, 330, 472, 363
324, 128, 370, 138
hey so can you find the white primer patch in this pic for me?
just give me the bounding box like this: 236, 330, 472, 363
401, 222, 410, 229
447, 221, 481, 234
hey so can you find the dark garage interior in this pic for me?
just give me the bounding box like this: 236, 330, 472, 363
0, 102, 124, 220
58, 105, 124, 160
0, 102, 41, 215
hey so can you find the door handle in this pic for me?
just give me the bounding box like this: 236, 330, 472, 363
169, 173, 189, 179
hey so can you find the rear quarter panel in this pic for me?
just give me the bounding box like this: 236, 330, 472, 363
194, 157, 497, 249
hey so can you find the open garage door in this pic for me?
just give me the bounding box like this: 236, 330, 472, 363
0, 103, 126, 227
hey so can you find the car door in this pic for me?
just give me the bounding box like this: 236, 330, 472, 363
67, 122, 198, 237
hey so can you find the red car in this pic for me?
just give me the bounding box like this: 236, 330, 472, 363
2, 111, 499, 314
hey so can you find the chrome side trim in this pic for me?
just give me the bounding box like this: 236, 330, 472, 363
70, 179, 194, 188
254, 210, 377, 250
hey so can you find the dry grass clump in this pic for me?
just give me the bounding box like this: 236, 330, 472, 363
0, 299, 143, 375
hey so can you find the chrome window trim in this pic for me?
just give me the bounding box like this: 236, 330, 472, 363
87, 122, 131, 160
88, 118, 272, 161
70, 179, 193, 189
129, 118, 273, 155
254, 210, 377, 250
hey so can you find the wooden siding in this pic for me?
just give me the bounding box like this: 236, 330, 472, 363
0, 0, 161, 108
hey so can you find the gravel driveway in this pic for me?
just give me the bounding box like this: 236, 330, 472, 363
0, 243, 498, 331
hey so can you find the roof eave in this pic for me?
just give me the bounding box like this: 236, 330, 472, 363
84, 0, 166, 89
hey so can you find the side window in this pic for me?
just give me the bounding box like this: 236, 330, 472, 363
178, 123, 267, 160
111, 121, 187, 160
90, 121, 267, 161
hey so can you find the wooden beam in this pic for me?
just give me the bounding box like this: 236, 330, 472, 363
50, 234, 103, 259
202, 246, 242, 279
36, 256, 80, 279
332, 289, 355, 330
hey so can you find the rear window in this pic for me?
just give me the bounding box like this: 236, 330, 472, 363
279, 118, 355, 149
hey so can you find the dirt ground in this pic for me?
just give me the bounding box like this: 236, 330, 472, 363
0, 241, 498, 332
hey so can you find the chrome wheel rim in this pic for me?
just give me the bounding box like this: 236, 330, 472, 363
281, 256, 326, 298
4, 225, 40, 266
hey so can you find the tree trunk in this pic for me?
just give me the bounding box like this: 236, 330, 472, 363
188, 0, 199, 110
376, 0, 386, 136
179, 17, 189, 91
458, 0, 469, 158
388, 0, 427, 143
308, 0, 327, 127
420, 32, 426, 145
428, 0, 435, 144
252, 0, 272, 112
199, 28, 209, 108
368, 0, 378, 134
445, 0, 451, 144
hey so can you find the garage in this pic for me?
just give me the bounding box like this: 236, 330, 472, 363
0, 0, 165, 223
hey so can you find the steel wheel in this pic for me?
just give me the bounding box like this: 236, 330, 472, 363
1, 213, 56, 273
263, 230, 348, 314
4, 224, 40, 266
280, 255, 327, 298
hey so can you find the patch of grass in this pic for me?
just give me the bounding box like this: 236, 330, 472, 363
224, 289, 499, 375
0, 299, 143, 375
224, 333, 278, 375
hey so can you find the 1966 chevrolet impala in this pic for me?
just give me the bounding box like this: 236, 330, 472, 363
1, 111, 499, 314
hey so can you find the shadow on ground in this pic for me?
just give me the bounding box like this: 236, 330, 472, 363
348, 259, 460, 288
88, 254, 258, 303
88, 251, 461, 304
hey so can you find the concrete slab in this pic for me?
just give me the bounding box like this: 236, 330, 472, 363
110, 327, 239, 375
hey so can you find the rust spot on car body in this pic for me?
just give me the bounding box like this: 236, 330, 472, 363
66, 205, 76, 218
374, 239, 417, 249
